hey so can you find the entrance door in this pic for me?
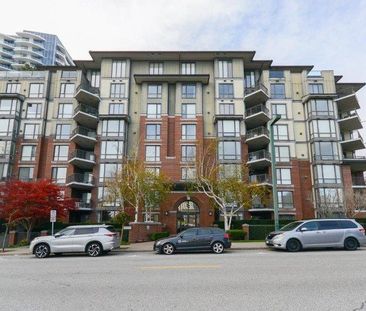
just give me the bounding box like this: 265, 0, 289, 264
176, 200, 200, 232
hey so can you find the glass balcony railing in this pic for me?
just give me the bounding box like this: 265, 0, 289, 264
245, 104, 269, 117
71, 126, 97, 139
246, 127, 269, 140
74, 104, 98, 117
249, 174, 271, 184
69, 149, 96, 162
248, 150, 271, 162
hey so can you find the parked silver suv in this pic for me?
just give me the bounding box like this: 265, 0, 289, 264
265, 219, 366, 252
30, 225, 119, 258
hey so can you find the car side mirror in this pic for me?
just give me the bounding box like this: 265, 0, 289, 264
300, 227, 308, 232
180, 235, 184, 239
54, 233, 62, 238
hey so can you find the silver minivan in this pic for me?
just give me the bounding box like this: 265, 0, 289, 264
265, 219, 366, 252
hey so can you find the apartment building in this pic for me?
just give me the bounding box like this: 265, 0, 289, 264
0, 51, 365, 233
0, 30, 74, 70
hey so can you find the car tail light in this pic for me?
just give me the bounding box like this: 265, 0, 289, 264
105, 233, 117, 237
359, 228, 365, 235
224, 233, 230, 239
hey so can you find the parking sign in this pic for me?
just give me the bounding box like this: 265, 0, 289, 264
50, 210, 57, 223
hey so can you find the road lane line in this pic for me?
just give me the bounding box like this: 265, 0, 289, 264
139, 264, 221, 270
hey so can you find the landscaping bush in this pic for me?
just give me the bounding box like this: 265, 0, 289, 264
17, 239, 29, 247
249, 225, 275, 240
150, 232, 169, 241
226, 230, 245, 240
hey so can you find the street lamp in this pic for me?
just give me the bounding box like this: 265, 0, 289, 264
269, 114, 281, 231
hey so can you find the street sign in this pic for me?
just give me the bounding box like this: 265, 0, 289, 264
50, 210, 57, 223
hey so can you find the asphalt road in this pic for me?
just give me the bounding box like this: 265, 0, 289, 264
1, 249, 366, 311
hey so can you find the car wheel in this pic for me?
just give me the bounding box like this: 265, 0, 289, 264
162, 243, 175, 255
34, 243, 50, 259
344, 237, 358, 251
212, 242, 224, 254
86, 242, 102, 257
54, 253, 62, 256
286, 239, 301, 252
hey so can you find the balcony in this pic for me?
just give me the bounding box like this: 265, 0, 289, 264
247, 150, 271, 170
343, 156, 366, 172
245, 104, 270, 129
68, 149, 96, 170
337, 112, 362, 132
249, 173, 272, 186
352, 176, 366, 188
66, 173, 94, 190
302, 92, 337, 103
340, 133, 365, 152
244, 83, 269, 107
74, 83, 100, 106
70, 126, 97, 149
74, 200, 93, 211
335, 93, 360, 113
73, 104, 98, 128
246, 127, 270, 150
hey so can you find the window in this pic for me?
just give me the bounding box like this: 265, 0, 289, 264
0, 163, 9, 180
217, 120, 240, 137
102, 120, 125, 137
6, 83, 20, 93
278, 191, 294, 209
101, 141, 124, 159
317, 188, 343, 206
149, 63, 163, 75
55, 124, 71, 139
181, 145, 196, 162
146, 124, 161, 140
309, 83, 324, 94
220, 164, 241, 179
145, 145, 160, 162
182, 124, 196, 140
0, 99, 19, 115
272, 104, 287, 118
299, 221, 319, 231
0, 141, 12, 158
109, 103, 125, 114
277, 168, 292, 185
111, 60, 126, 78
315, 165, 341, 184
61, 71, 77, 79
310, 120, 337, 138
99, 163, 121, 182
313, 142, 339, 161
51, 167, 67, 183
110, 83, 125, 98
29, 83, 44, 98
146, 167, 160, 175
58, 103, 73, 118
53, 145, 69, 161
275, 146, 290, 162
24, 124, 39, 139
90, 70, 100, 87
270, 83, 285, 99
147, 103, 161, 118
218, 60, 233, 78
74, 227, 98, 235
0, 119, 15, 136
59, 83, 75, 97
218, 141, 241, 160
182, 84, 196, 98
181, 63, 195, 75
309, 99, 334, 117
269, 70, 284, 79
148, 85, 162, 98
219, 103, 235, 115
26, 103, 41, 118
182, 103, 196, 119
19, 167, 34, 181
21, 145, 36, 161
244, 71, 256, 88
181, 167, 196, 180
273, 124, 289, 140
218, 83, 234, 98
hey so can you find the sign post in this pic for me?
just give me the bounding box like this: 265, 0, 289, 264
50, 210, 57, 236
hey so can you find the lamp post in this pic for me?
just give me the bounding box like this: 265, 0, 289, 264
269, 114, 281, 231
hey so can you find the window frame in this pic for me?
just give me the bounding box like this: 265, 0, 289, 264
276, 168, 292, 185
181, 124, 196, 140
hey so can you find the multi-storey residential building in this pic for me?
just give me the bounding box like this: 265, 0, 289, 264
0, 30, 74, 70
0, 51, 365, 233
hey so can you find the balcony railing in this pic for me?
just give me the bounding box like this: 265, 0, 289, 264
76, 83, 100, 96
245, 104, 269, 117
74, 104, 98, 117
248, 150, 271, 162
352, 176, 366, 186
75, 200, 92, 210
66, 173, 94, 185
249, 174, 271, 184
246, 127, 269, 140
69, 149, 96, 162
245, 82, 268, 95
71, 126, 97, 138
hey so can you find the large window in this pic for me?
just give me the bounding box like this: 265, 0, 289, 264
51, 167, 67, 184
276, 168, 292, 185
55, 124, 71, 139
146, 124, 161, 140
29, 83, 44, 98
109, 103, 125, 115
26, 103, 42, 118
0, 141, 12, 158
19, 167, 34, 181
0, 119, 15, 136
316, 188, 343, 207
309, 83, 324, 94
217, 120, 240, 137
147, 85, 162, 98
278, 191, 294, 209
218, 141, 241, 160
181, 145, 196, 162
149, 63, 163, 75
59, 83, 75, 97
309, 120, 337, 138
275, 146, 290, 162
58, 103, 73, 118
272, 103, 287, 118
101, 141, 124, 159
145, 145, 160, 162
147, 103, 161, 118
315, 165, 341, 184
244, 71, 256, 88
219, 103, 235, 115
182, 84, 196, 98
218, 60, 233, 78
90, 70, 100, 87
99, 163, 121, 182
273, 124, 289, 140
110, 83, 125, 98
6, 83, 20, 93
21, 145, 36, 161
309, 99, 334, 117
313, 142, 339, 161
61, 71, 77, 79
182, 124, 196, 140
102, 120, 125, 137
111, 60, 126, 78
269, 70, 284, 79
0, 99, 19, 115
182, 103, 196, 119
24, 124, 39, 139
218, 83, 234, 98
270, 83, 285, 99
181, 63, 195, 75
220, 164, 241, 179
53, 145, 69, 161
0, 163, 9, 180
181, 167, 196, 180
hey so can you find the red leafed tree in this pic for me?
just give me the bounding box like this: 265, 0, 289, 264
0, 179, 75, 243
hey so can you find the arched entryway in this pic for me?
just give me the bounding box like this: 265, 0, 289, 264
176, 200, 200, 232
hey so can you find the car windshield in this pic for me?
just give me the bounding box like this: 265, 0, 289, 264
279, 221, 304, 231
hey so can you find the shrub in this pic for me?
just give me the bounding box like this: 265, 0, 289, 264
226, 230, 245, 240
249, 225, 275, 240
17, 239, 29, 247
150, 232, 169, 241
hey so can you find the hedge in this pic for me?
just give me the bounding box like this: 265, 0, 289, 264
150, 232, 170, 241
249, 225, 275, 240
226, 230, 245, 240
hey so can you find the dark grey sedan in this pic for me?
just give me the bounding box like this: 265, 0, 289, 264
154, 227, 231, 255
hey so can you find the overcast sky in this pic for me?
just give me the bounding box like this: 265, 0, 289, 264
1, 0, 366, 140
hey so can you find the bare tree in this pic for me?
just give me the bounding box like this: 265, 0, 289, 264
344, 189, 366, 218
